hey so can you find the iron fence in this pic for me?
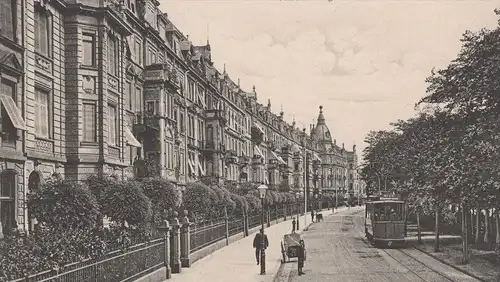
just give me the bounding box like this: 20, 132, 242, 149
190, 218, 226, 253
248, 213, 261, 229
228, 218, 244, 237
12, 238, 166, 282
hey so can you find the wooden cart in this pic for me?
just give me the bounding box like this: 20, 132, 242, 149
280, 233, 306, 263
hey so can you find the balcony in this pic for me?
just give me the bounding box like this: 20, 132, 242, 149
144, 64, 180, 90
225, 149, 238, 164
201, 141, 224, 153
187, 137, 198, 149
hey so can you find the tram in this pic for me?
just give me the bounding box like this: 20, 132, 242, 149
365, 195, 407, 248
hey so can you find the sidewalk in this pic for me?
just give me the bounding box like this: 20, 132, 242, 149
167, 207, 349, 282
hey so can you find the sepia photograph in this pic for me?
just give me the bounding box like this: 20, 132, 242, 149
0, 0, 499, 281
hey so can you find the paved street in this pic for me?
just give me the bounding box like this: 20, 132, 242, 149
277, 208, 480, 282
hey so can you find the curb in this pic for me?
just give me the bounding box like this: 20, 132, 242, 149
414, 245, 489, 282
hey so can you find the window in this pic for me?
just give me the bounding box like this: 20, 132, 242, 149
108, 35, 118, 76
0, 0, 15, 40
108, 104, 118, 145
35, 89, 50, 138
179, 113, 184, 132
135, 87, 141, 112
82, 33, 96, 66
1, 80, 17, 143
0, 170, 16, 235
125, 81, 132, 110
83, 102, 96, 142
134, 38, 142, 64
35, 8, 50, 56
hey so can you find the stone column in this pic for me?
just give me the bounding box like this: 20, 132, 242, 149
180, 210, 192, 268
170, 212, 182, 273
157, 218, 172, 279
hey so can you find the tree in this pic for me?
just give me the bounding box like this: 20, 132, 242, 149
183, 182, 219, 222
140, 178, 179, 224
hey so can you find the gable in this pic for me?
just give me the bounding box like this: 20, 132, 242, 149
0, 52, 22, 75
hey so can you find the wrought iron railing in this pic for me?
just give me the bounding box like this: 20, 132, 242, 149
190, 218, 226, 253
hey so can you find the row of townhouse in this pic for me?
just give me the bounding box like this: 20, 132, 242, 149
0, 0, 362, 238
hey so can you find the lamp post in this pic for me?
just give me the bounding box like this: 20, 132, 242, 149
295, 192, 300, 230
257, 184, 268, 275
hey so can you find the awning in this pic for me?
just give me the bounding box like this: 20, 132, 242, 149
197, 160, 205, 176
254, 145, 263, 158
125, 127, 141, 147
188, 159, 195, 175
253, 122, 265, 135
198, 93, 206, 109
313, 152, 321, 162
270, 151, 286, 165
0, 94, 26, 130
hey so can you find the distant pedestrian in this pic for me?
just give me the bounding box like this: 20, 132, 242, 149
253, 228, 269, 265
297, 239, 306, 275
292, 217, 296, 232
311, 210, 315, 223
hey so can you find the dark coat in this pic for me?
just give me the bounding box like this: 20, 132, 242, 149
253, 233, 269, 249
297, 245, 306, 267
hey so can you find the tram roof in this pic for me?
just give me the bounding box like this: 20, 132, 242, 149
367, 200, 404, 204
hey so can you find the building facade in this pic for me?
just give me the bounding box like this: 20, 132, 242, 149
0, 0, 359, 238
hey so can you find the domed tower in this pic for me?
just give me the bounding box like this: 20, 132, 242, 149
312, 106, 333, 148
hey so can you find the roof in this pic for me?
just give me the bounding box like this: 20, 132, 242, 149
312, 105, 332, 142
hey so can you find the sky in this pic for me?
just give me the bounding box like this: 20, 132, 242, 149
159, 0, 499, 154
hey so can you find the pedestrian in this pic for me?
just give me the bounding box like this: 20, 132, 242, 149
297, 239, 306, 276
253, 228, 269, 265
311, 210, 315, 223
292, 217, 296, 233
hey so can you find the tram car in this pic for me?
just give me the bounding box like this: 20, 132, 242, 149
365, 196, 407, 248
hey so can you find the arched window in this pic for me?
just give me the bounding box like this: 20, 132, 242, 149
0, 170, 16, 236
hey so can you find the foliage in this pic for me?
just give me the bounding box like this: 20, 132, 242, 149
27, 179, 100, 231
101, 180, 152, 226
140, 178, 179, 224
244, 193, 262, 212
87, 174, 116, 207
183, 182, 219, 222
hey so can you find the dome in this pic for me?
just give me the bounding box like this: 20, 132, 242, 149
312, 105, 332, 142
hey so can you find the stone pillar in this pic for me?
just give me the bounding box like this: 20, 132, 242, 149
180, 210, 192, 268
170, 212, 182, 273
157, 218, 172, 279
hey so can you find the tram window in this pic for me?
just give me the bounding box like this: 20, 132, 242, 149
374, 203, 403, 221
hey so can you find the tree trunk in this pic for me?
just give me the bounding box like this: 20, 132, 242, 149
461, 204, 469, 264
470, 209, 475, 242
484, 209, 490, 245
435, 203, 440, 252
495, 211, 500, 251
475, 208, 480, 244
417, 212, 422, 245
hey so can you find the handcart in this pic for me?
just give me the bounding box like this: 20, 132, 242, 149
280, 233, 306, 263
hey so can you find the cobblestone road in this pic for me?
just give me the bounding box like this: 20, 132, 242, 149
277, 208, 480, 282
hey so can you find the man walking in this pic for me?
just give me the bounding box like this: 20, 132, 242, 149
292, 217, 296, 232
311, 210, 315, 223
297, 239, 306, 275
253, 228, 269, 265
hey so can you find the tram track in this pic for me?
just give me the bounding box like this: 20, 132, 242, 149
378, 247, 456, 282
347, 208, 475, 282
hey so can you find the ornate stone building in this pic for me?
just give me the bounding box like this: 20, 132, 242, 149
0, 0, 360, 237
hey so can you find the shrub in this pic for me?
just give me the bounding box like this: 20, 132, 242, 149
140, 178, 179, 224
101, 180, 152, 226
245, 193, 262, 212
183, 182, 219, 222
87, 174, 116, 207
27, 179, 100, 231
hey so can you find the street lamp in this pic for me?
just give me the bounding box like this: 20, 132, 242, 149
257, 184, 268, 275
295, 192, 300, 230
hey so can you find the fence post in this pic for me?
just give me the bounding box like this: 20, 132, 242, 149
224, 207, 229, 246
243, 209, 249, 237
157, 218, 172, 279
267, 207, 271, 228
284, 204, 287, 221
180, 210, 192, 268
275, 205, 279, 224
170, 212, 182, 274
